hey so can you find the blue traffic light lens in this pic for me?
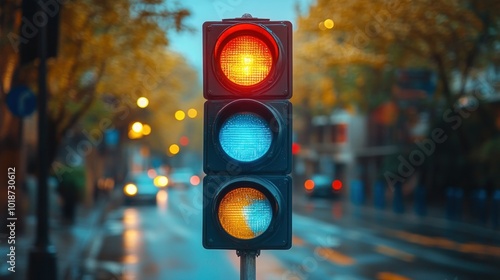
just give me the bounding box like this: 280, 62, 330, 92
219, 113, 272, 162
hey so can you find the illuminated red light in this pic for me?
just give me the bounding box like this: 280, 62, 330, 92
304, 179, 315, 191
219, 35, 273, 86
214, 23, 279, 93
332, 180, 342, 191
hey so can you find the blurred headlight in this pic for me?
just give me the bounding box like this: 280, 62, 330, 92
124, 183, 138, 196
154, 176, 168, 187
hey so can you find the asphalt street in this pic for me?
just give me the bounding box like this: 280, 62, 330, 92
79, 187, 500, 280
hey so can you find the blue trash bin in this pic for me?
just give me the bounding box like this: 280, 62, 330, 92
350, 179, 365, 205
374, 181, 385, 209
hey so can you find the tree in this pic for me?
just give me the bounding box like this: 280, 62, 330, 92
296, 0, 500, 107
0, 0, 193, 222
294, 0, 500, 190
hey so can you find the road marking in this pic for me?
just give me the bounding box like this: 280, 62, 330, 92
389, 230, 500, 257
315, 247, 355, 266
458, 242, 500, 257
375, 245, 415, 262
376, 272, 411, 280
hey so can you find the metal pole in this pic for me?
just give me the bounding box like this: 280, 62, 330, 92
28, 2, 57, 278
237, 250, 259, 280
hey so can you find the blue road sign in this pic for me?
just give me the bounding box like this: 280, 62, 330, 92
6, 85, 37, 117
104, 129, 120, 148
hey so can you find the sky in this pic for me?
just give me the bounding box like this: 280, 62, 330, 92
168, 0, 313, 75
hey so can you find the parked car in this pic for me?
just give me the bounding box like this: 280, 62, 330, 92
123, 172, 161, 204
304, 174, 344, 198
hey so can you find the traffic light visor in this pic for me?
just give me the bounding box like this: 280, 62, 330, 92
218, 187, 272, 239
214, 23, 279, 92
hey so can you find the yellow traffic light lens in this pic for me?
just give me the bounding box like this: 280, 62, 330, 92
219, 35, 273, 86
218, 187, 272, 239
124, 183, 138, 196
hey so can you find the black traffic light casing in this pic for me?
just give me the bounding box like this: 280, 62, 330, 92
203, 16, 292, 250
20, 0, 60, 65
203, 19, 292, 99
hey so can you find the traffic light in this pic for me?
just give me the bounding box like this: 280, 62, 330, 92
203, 16, 292, 250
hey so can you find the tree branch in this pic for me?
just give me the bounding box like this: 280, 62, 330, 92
57, 60, 106, 138
433, 52, 454, 106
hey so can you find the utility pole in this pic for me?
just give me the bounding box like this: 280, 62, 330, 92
27, 2, 58, 279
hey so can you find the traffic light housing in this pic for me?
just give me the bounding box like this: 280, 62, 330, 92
203, 176, 291, 249
203, 99, 292, 174
203, 19, 292, 99
203, 16, 292, 250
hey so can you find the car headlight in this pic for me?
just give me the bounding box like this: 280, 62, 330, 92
154, 176, 168, 187
124, 183, 138, 196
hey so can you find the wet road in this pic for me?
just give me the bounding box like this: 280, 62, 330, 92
81, 187, 500, 280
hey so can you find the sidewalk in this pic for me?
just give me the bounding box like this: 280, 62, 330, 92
0, 197, 112, 280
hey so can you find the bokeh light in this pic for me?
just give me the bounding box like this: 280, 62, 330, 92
128, 130, 142, 139
190, 175, 200, 186
332, 180, 343, 191
187, 108, 198, 118
175, 110, 186, 121
124, 183, 138, 196
169, 144, 180, 155
154, 176, 168, 187
137, 97, 149, 108
179, 136, 189, 146
142, 124, 151, 135
305, 180, 315, 191
131, 122, 143, 133
318, 21, 326, 31
324, 19, 334, 29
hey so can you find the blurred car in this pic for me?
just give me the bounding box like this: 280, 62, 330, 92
304, 174, 344, 198
123, 172, 163, 204
169, 168, 201, 189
